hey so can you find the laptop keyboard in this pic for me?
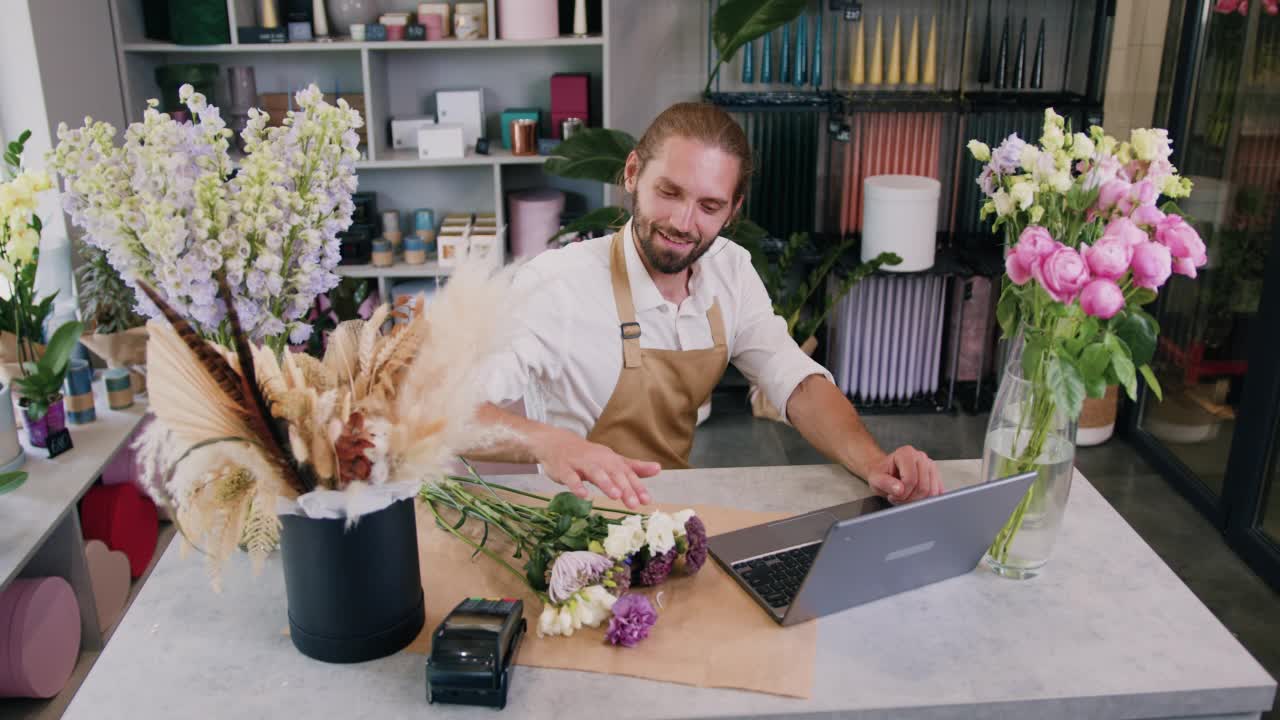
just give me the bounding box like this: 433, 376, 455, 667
731, 543, 821, 609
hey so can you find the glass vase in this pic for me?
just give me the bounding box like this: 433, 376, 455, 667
982, 342, 1077, 580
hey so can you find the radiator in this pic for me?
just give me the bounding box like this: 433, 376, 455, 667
827, 274, 949, 404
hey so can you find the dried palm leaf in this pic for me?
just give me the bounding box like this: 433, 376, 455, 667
146, 321, 253, 445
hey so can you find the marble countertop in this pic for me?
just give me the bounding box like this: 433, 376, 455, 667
63, 461, 1276, 720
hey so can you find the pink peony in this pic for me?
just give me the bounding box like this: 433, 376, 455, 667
1172, 256, 1201, 279
1006, 225, 1057, 285
1156, 215, 1208, 270
1097, 179, 1134, 215
1033, 245, 1091, 304
1133, 178, 1158, 207
1268, 0, 1279, 15
1006, 251, 1033, 285
1079, 279, 1126, 319
1132, 204, 1166, 228
1083, 240, 1133, 280
1101, 216, 1149, 247
1131, 242, 1173, 289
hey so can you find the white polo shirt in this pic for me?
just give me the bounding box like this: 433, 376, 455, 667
483, 220, 832, 437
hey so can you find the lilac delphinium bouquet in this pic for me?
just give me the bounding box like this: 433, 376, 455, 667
50, 83, 363, 352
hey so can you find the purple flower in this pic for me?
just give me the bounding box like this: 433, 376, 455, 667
634, 548, 677, 586
681, 516, 708, 574
990, 134, 1028, 175
605, 563, 632, 597
605, 594, 657, 647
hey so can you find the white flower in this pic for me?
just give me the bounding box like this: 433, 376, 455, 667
1130, 128, 1171, 162
1049, 170, 1073, 194
1040, 123, 1065, 152
1029, 206, 1045, 224
1019, 145, 1041, 173
570, 585, 616, 628
672, 508, 696, 535
537, 604, 561, 637
992, 190, 1015, 217
967, 140, 991, 162
603, 514, 645, 560
645, 511, 678, 555
1044, 107, 1065, 130
1070, 133, 1095, 160
1010, 180, 1035, 211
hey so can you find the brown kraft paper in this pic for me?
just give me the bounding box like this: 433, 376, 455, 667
409, 497, 817, 699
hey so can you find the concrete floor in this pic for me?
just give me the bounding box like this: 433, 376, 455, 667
691, 388, 1280, 718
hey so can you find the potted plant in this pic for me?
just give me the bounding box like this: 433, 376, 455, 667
1, 130, 58, 462
76, 244, 148, 390
14, 320, 83, 448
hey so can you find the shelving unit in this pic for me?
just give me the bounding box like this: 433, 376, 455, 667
108, 0, 611, 300
0, 383, 151, 719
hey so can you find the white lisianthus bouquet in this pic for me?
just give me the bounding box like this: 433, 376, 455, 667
49, 83, 362, 351
422, 473, 708, 646
970, 109, 1206, 566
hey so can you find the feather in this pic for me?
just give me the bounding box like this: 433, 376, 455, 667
216, 273, 307, 493
324, 320, 361, 389
136, 282, 249, 409
147, 321, 254, 445
358, 304, 390, 377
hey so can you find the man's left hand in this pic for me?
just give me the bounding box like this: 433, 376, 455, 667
865, 446, 942, 504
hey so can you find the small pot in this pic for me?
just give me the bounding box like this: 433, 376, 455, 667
278, 496, 424, 663
21, 395, 65, 449
1078, 385, 1119, 447
0, 384, 23, 473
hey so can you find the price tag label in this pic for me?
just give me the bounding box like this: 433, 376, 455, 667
46, 428, 74, 458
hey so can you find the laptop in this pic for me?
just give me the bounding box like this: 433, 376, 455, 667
709, 472, 1037, 626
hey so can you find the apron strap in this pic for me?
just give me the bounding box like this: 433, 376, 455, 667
609, 233, 644, 369
706, 299, 727, 347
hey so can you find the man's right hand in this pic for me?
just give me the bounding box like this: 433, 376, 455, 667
534, 428, 658, 509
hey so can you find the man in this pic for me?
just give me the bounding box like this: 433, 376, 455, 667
476, 102, 941, 509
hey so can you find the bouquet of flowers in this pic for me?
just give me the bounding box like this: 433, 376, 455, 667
49, 83, 361, 352
969, 109, 1205, 568
421, 471, 709, 646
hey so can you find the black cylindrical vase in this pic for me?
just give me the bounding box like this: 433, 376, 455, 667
279, 497, 425, 663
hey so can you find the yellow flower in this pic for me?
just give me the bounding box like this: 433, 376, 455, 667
1070, 133, 1095, 160
1010, 180, 1035, 211
8, 226, 38, 264
1029, 206, 1046, 223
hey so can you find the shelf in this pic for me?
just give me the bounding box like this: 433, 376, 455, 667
358, 147, 550, 170
336, 259, 453, 279
121, 36, 604, 54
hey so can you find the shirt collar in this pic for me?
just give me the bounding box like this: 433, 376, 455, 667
621, 220, 728, 313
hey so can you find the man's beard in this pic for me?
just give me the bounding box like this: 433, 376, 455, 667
632, 197, 721, 275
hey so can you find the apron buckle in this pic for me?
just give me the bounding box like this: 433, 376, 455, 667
620, 322, 642, 340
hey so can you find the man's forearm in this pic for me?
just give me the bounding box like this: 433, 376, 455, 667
785, 374, 887, 479
464, 402, 573, 464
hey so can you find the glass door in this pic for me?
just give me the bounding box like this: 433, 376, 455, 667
1132, 0, 1280, 589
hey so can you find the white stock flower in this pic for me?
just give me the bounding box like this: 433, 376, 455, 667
1040, 123, 1065, 152
1129, 128, 1171, 162
645, 511, 678, 555
967, 139, 991, 162
1019, 145, 1041, 173
1049, 171, 1073, 194
603, 514, 645, 560
569, 585, 617, 629
1044, 107, 1065, 129
1029, 206, 1045, 224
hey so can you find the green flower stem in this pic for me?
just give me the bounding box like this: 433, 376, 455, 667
424, 495, 534, 591
445, 473, 643, 517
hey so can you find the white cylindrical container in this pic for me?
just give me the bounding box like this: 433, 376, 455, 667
508, 189, 566, 260
497, 0, 558, 40
862, 175, 940, 272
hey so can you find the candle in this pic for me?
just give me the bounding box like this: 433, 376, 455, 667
371, 240, 394, 267
869, 16, 883, 85
851, 18, 865, 85
105, 369, 134, 411
905, 16, 920, 85
924, 16, 938, 86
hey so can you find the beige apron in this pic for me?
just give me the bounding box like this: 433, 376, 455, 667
585, 232, 729, 469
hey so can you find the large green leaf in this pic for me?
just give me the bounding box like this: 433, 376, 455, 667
1079, 344, 1111, 398
549, 206, 631, 245
42, 320, 84, 382
1114, 312, 1158, 367
1048, 352, 1086, 420
1104, 333, 1138, 399
543, 129, 637, 184
1139, 364, 1164, 401
713, 0, 809, 67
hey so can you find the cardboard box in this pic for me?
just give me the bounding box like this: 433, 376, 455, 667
417, 125, 466, 159
390, 116, 436, 150
436, 89, 485, 150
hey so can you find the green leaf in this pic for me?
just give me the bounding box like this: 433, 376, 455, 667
1104, 333, 1138, 399
543, 128, 637, 184
1129, 288, 1158, 306
1047, 353, 1087, 419
0, 471, 26, 495
1140, 364, 1164, 401
1114, 312, 1158, 367
548, 491, 593, 518
42, 320, 84, 382
724, 217, 769, 247
712, 0, 809, 69
525, 547, 551, 591
1079, 343, 1111, 398
997, 283, 1020, 338
1021, 335, 1048, 380
549, 206, 630, 245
